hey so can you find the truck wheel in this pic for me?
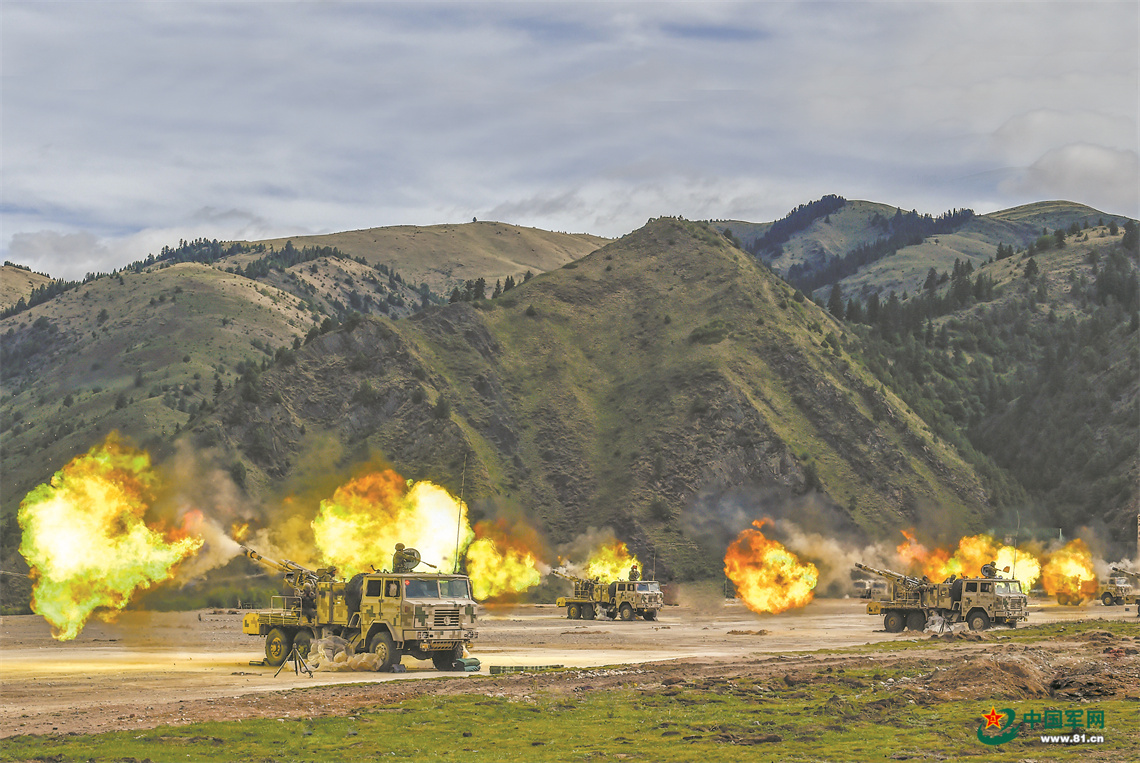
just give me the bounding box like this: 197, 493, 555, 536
370, 631, 397, 671
583, 604, 596, 620
967, 610, 990, 631
1057, 594, 1071, 606
293, 628, 314, 659
568, 604, 581, 620
905, 611, 926, 631
1102, 593, 1116, 606
432, 644, 463, 671
619, 604, 634, 621
265, 628, 293, 667
642, 610, 658, 621
884, 611, 905, 633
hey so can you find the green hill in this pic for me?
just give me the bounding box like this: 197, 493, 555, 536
187, 218, 993, 583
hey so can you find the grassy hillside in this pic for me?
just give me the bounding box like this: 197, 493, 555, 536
247, 221, 607, 296
1, 264, 313, 506
0, 264, 55, 311
829, 221, 1138, 550
191, 218, 993, 584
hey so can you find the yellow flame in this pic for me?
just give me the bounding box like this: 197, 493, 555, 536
725, 519, 818, 614
896, 530, 1040, 587
1041, 540, 1098, 600
311, 470, 474, 576
17, 433, 203, 640
584, 540, 641, 582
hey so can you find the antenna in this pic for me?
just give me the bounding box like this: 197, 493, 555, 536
453, 453, 467, 573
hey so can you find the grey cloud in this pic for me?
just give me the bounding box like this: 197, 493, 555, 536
1, 2, 1136, 278
7, 231, 113, 279
999, 144, 1139, 216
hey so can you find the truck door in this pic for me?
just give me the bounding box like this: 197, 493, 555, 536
381, 578, 402, 627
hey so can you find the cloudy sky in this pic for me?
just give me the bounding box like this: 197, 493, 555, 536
3, 1, 1137, 279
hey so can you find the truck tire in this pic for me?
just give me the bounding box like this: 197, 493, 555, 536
583, 604, 596, 620
370, 630, 397, 671
642, 610, 658, 621
1102, 593, 1117, 606
619, 604, 634, 621
293, 628, 314, 659
905, 611, 926, 632
967, 610, 991, 631
265, 628, 293, 667
883, 611, 905, 633
568, 604, 581, 620
432, 644, 463, 671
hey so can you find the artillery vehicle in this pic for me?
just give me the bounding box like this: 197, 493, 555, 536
1095, 575, 1135, 607
1108, 567, 1140, 610
855, 562, 1028, 632
239, 546, 478, 670
551, 570, 664, 621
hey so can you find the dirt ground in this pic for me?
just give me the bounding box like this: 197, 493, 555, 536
1, 597, 1136, 738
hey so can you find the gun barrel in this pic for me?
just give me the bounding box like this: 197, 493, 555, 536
854, 562, 922, 588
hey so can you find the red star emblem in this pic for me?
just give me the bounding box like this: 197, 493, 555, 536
982, 706, 1005, 729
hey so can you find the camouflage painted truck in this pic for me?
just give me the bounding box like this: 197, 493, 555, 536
240, 546, 478, 670
855, 562, 1028, 632
551, 570, 664, 621
1095, 575, 1135, 607
1108, 567, 1140, 611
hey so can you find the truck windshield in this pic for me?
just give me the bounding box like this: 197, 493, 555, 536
439, 578, 470, 598
994, 581, 1022, 595
404, 579, 440, 599
635, 582, 660, 593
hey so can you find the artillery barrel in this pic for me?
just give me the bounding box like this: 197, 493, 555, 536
240, 545, 317, 584
854, 562, 923, 589
1110, 567, 1139, 580
551, 569, 588, 584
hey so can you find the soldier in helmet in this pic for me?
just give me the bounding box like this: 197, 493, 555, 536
629, 564, 641, 582
981, 561, 998, 579
392, 543, 411, 573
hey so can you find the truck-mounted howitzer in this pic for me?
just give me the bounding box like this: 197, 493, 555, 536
238, 543, 479, 670
854, 560, 1028, 633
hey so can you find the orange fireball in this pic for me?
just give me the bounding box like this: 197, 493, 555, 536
465, 519, 545, 601
896, 530, 1040, 587
585, 539, 641, 582
725, 519, 818, 614
17, 433, 203, 640
311, 469, 474, 576
1041, 540, 1097, 603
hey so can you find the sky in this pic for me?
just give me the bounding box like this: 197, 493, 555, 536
2, 1, 1137, 280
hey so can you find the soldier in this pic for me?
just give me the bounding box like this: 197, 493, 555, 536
981, 561, 998, 579
392, 543, 413, 573
629, 564, 641, 582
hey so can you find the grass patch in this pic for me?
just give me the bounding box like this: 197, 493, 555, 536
7, 659, 1136, 762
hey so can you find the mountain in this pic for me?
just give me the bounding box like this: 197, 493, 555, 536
714, 199, 1132, 302
244, 221, 607, 296
185, 217, 993, 582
